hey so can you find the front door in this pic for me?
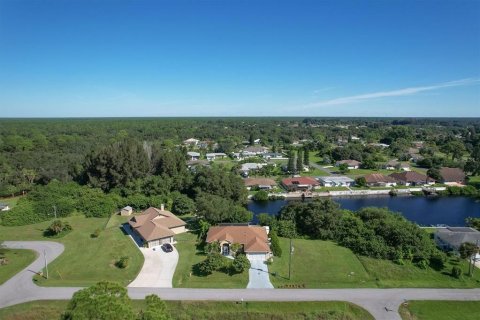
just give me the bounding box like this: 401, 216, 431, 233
222, 243, 230, 256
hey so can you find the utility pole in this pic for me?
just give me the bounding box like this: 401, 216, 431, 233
288, 238, 293, 280
43, 250, 48, 279
52, 205, 57, 219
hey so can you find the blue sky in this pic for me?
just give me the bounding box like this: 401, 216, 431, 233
0, 0, 479, 117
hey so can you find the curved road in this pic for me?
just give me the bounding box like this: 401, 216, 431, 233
1, 241, 480, 320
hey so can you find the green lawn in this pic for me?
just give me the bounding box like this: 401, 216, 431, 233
173, 232, 249, 288
315, 186, 350, 192
399, 301, 480, 320
0, 214, 144, 287
0, 249, 36, 285
309, 151, 324, 164
269, 238, 480, 289
358, 255, 480, 288
269, 238, 375, 288
301, 168, 330, 176
0, 300, 373, 320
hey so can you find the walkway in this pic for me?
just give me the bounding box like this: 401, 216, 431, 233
1, 241, 480, 320
246, 255, 274, 289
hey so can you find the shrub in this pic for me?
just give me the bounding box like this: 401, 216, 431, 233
429, 252, 447, 270
269, 230, 282, 257
91, 228, 101, 238
232, 254, 251, 273
45, 220, 72, 237
451, 266, 462, 279
204, 241, 220, 255
198, 253, 226, 275
115, 256, 129, 269
253, 190, 269, 201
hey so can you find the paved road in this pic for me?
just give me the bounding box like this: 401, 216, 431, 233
1, 241, 480, 320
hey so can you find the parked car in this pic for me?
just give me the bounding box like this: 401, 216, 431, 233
161, 243, 173, 253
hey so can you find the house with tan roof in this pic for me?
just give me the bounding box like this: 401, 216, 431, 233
128, 205, 186, 248
389, 171, 434, 186
206, 224, 272, 260
364, 173, 397, 187
335, 159, 361, 169
243, 178, 277, 190
439, 167, 466, 185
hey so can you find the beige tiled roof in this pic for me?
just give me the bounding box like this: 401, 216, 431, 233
243, 178, 277, 187
206, 225, 271, 253
129, 207, 186, 241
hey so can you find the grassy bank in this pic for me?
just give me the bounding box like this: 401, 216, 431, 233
0, 249, 36, 285
270, 238, 480, 289
173, 232, 248, 288
0, 215, 143, 287
399, 300, 480, 320
0, 300, 373, 320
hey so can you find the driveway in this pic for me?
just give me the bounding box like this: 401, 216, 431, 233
128, 246, 178, 288
246, 254, 274, 289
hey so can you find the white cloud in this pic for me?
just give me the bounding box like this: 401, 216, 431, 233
302, 78, 480, 109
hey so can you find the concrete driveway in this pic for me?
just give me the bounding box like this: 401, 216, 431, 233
128, 246, 179, 288
246, 255, 274, 289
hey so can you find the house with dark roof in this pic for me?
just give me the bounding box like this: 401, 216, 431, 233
281, 176, 320, 191
389, 171, 434, 186
435, 227, 480, 253
439, 167, 466, 185
206, 225, 272, 260
364, 174, 397, 187
128, 206, 186, 248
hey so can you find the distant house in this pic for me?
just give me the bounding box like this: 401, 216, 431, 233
0, 203, 10, 212
435, 227, 480, 253
281, 176, 319, 191
243, 178, 277, 190
187, 151, 200, 161
242, 146, 269, 155
410, 154, 424, 163
183, 138, 199, 146
384, 160, 410, 171
389, 171, 434, 186
231, 152, 244, 161
128, 206, 186, 248
364, 174, 397, 187
120, 206, 133, 216
439, 167, 466, 185
262, 152, 285, 160
369, 143, 390, 148
335, 160, 361, 170
206, 224, 272, 260
240, 163, 266, 175
317, 176, 355, 187
206, 152, 227, 161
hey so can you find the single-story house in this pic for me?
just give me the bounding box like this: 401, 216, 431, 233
281, 176, 320, 191
206, 224, 272, 260
187, 151, 200, 161
262, 152, 286, 160
369, 143, 390, 148
120, 206, 133, 216
435, 227, 480, 253
206, 152, 227, 161
389, 171, 434, 186
317, 176, 355, 187
240, 162, 266, 174
384, 160, 411, 171
183, 138, 199, 146
243, 178, 277, 190
231, 152, 244, 160
335, 160, 361, 170
128, 205, 186, 248
0, 203, 10, 211
364, 173, 397, 187
439, 167, 466, 185
242, 146, 269, 155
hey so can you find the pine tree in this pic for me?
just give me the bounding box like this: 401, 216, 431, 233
297, 150, 304, 172
287, 150, 296, 173
303, 147, 310, 166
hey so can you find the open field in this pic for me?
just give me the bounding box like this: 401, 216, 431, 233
269, 238, 480, 289
0, 249, 36, 285
173, 232, 249, 288
0, 300, 373, 320
399, 300, 480, 320
269, 238, 374, 288
0, 215, 143, 287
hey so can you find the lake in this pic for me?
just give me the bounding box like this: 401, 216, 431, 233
247, 195, 480, 226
